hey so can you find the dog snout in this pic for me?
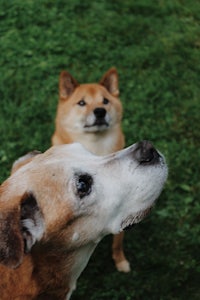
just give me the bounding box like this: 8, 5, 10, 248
94, 108, 106, 119
133, 140, 160, 164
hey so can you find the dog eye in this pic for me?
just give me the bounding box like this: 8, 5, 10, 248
78, 100, 86, 106
76, 174, 93, 198
103, 98, 109, 105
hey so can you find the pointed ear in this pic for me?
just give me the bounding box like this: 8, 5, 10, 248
0, 192, 44, 268
59, 71, 79, 99
11, 150, 41, 174
99, 68, 119, 97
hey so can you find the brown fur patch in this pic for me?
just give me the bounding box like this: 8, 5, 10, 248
0, 209, 24, 268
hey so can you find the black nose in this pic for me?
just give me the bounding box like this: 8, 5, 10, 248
134, 140, 160, 164
94, 108, 106, 119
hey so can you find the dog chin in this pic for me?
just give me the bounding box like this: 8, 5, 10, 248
121, 207, 152, 231
84, 124, 109, 133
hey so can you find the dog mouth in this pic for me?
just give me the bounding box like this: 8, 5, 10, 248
93, 119, 109, 127
84, 119, 109, 129
121, 207, 152, 231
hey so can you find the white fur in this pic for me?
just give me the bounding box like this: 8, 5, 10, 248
72, 232, 80, 242
22, 210, 44, 248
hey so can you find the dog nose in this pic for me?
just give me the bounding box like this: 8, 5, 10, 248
133, 140, 160, 164
94, 108, 106, 119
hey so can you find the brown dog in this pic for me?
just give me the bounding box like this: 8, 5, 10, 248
51, 68, 130, 272
0, 141, 168, 299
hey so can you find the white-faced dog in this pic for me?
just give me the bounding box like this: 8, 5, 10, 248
0, 141, 167, 299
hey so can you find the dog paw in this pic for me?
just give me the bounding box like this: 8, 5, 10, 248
116, 260, 131, 273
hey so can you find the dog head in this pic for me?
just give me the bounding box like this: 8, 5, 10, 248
56, 68, 123, 134
0, 141, 167, 270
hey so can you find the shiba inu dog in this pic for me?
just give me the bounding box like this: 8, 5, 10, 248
51, 68, 131, 272
0, 141, 168, 299
52, 68, 124, 155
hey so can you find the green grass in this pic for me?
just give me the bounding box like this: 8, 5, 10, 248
0, 0, 200, 299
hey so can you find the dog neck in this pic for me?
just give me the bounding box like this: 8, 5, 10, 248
53, 124, 124, 155
0, 237, 97, 300
31, 238, 97, 299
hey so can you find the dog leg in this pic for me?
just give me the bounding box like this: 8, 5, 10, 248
112, 232, 130, 273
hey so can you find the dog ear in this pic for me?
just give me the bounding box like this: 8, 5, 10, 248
0, 207, 24, 268
100, 67, 119, 97
0, 192, 44, 268
11, 150, 41, 174
59, 71, 79, 99
20, 192, 44, 254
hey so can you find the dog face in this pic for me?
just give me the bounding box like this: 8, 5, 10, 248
0, 141, 167, 271
56, 68, 123, 134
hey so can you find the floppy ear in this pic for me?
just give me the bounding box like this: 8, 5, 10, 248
100, 67, 119, 97
20, 192, 44, 254
0, 192, 44, 268
0, 208, 24, 268
11, 150, 41, 174
59, 71, 79, 99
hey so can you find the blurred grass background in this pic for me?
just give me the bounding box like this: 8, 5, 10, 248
0, 0, 200, 299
